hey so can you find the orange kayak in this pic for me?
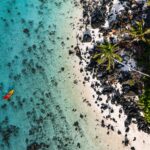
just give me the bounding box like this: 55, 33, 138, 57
3, 90, 14, 100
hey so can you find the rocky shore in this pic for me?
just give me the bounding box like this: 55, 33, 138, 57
74, 0, 150, 149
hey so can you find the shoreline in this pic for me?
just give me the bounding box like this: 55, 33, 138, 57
72, 0, 150, 149
0, 0, 149, 149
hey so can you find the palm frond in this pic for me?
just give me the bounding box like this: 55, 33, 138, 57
92, 53, 101, 59
144, 28, 150, 35
112, 44, 119, 50
96, 57, 107, 65
147, 0, 150, 6
107, 58, 111, 70
113, 54, 122, 62
94, 42, 122, 71
128, 20, 150, 43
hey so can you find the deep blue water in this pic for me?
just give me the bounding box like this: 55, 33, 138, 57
0, 0, 87, 149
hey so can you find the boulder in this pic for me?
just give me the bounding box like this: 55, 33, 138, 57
91, 8, 105, 29
124, 91, 136, 98
82, 30, 92, 43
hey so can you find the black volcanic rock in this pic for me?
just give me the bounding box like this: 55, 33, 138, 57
131, 146, 135, 150
82, 32, 92, 42
124, 137, 129, 146
102, 86, 114, 94
122, 84, 131, 93
91, 8, 105, 28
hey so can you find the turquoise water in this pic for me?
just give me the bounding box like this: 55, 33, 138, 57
0, 0, 90, 149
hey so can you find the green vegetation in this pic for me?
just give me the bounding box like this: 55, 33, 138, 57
93, 42, 122, 71
139, 79, 150, 123
128, 79, 135, 86
128, 20, 150, 43
92, 18, 150, 123
128, 20, 150, 123
147, 0, 150, 6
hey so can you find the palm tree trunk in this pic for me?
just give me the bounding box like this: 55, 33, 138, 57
113, 58, 150, 77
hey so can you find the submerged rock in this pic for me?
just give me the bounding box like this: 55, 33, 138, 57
27, 142, 40, 150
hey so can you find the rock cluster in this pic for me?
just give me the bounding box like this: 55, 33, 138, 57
77, 0, 150, 149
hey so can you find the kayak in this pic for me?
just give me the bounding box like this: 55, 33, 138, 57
3, 90, 14, 100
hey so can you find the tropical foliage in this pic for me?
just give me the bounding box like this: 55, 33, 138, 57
93, 42, 122, 71
139, 87, 150, 123
128, 20, 150, 43
90, 3, 150, 123
147, 0, 150, 6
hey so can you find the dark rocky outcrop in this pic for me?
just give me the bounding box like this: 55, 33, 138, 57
91, 7, 105, 29
82, 30, 92, 42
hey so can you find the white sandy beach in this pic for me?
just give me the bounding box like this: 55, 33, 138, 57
67, 0, 150, 149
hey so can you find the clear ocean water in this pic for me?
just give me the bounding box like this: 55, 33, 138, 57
0, 0, 92, 150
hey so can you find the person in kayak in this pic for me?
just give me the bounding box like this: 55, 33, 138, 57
3, 90, 14, 100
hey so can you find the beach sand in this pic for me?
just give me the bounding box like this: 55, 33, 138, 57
71, 0, 150, 150
71, 27, 150, 150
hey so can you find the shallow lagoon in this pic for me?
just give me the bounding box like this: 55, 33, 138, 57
0, 0, 87, 149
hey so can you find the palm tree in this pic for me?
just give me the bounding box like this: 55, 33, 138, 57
128, 20, 150, 43
147, 0, 150, 6
93, 42, 122, 71
93, 42, 150, 77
